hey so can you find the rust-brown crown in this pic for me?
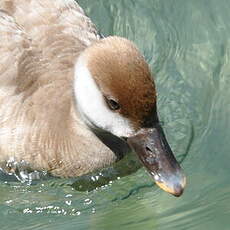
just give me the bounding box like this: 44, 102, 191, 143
84, 36, 158, 130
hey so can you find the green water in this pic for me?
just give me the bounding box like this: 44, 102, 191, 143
1, 0, 230, 229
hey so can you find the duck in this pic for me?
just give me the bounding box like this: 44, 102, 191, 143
0, 0, 186, 196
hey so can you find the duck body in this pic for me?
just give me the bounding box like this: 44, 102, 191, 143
0, 0, 118, 177
0, 0, 186, 196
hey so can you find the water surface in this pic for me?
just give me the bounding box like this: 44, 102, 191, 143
1, 0, 230, 229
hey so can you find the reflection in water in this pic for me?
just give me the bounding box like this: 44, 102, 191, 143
1, 0, 230, 229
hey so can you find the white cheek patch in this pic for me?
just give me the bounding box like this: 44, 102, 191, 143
74, 56, 135, 137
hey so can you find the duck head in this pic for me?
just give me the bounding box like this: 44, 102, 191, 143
74, 36, 186, 197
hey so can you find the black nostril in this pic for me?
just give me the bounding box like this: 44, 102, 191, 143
145, 145, 156, 158
146, 146, 152, 153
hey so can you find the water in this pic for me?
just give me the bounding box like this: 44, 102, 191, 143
1, 0, 230, 229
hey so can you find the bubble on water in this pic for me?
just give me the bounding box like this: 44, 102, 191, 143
65, 194, 73, 198
84, 198, 92, 205
5, 200, 13, 204
91, 207, 96, 214
65, 200, 72, 206
23, 208, 33, 214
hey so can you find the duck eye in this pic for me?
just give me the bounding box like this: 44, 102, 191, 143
105, 97, 120, 111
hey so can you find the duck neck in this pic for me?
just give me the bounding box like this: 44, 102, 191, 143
91, 127, 131, 162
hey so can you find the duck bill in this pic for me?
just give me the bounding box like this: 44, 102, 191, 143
127, 125, 186, 197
